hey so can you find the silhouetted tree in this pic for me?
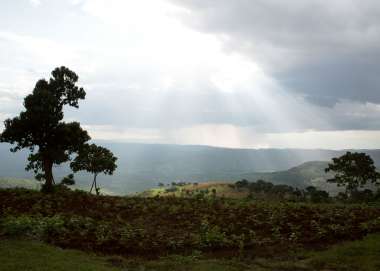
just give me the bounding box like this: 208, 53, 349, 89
61, 173, 75, 186
211, 188, 217, 198
0, 67, 90, 192
325, 152, 380, 196
314, 190, 330, 203
235, 179, 249, 189
292, 188, 305, 201
246, 179, 274, 193
305, 186, 317, 194
351, 189, 374, 203
272, 184, 294, 195
71, 143, 117, 195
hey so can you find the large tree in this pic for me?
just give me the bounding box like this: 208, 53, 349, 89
70, 143, 117, 195
0, 67, 90, 191
325, 152, 380, 196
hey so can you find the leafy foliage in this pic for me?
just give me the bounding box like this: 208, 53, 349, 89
71, 144, 117, 175
71, 144, 117, 194
0, 67, 90, 191
60, 174, 75, 186
1, 189, 380, 256
326, 152, 380, 195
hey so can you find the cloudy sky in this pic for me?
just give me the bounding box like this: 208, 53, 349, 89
1, 0, 380, 149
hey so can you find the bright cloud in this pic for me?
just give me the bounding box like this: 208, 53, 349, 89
0, 0, 379, 149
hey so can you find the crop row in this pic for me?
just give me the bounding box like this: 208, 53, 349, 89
1, 189, 380, 256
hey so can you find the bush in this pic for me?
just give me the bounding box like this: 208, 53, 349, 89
61, 174, 75, 186
0, 215, 40, 237
0, 215, 65, 240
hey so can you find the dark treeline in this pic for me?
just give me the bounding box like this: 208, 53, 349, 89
234, 178, 380, 203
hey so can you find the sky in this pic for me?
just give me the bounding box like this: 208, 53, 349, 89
0, 0, 380, 149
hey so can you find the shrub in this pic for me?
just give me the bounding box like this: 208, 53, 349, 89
0, 215, 65, 240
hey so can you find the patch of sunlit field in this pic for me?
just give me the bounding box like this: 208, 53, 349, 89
140, 182, 250, 199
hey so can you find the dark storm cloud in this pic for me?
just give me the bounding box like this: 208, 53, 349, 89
170, 0, 380, 106
1, 0, 380, 143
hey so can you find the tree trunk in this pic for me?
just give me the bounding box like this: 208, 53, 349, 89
94, 174, 99, 195
90, 173, 98, 194
43, 159, 54, 192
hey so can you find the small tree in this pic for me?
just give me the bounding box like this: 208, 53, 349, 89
325, 152, 380, 196
71, 143, 117, 195
235, 179, 249, 189
61, 174, 75, 186
305, 186, 329, 203
0, 67, 90, 192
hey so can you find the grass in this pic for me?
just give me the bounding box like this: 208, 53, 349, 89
0, 238, 120, 271
0, 178, 117, 195
133, 233, 380, 270
2, 234, 380, 270
249, 233, 380, 271
306, 233, 380, 271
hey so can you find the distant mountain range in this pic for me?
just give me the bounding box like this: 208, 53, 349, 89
1, 142, 379, 194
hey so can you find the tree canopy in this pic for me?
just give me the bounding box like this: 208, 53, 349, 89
70, 143, 117, 195
0, 67, 90, 191
325, 152, 380, 195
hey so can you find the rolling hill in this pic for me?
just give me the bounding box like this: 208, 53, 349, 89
0, 142, 379, 194
239, 161, 344, 194
240, 161, 331, 186
139, 161, 343, 197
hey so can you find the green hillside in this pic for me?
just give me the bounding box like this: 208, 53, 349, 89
240, 161, 340, 191
141, 161, 341, 197
0, 161, 340, 196
2, 143, 380, 193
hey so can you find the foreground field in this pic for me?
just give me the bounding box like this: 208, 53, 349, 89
2, 234, 380, 270
1, 188, 380, 257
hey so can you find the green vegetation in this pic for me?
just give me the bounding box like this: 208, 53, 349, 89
71, 143, 118, 195
0, 67, 90, 191
241, 161, 332, 188
2, 144, 380, 194
1, 68, 380, 271
140, 182, 250, 199
2, 188, 380, 257
0, 67, 118, 193
0, 239, 120, 271
326, 151, 380, 196
1, 151, 380, 269
141, 177, 380, 204
2, 233, 380, 270
305, 233, 380, 271
138, 233, 380, 270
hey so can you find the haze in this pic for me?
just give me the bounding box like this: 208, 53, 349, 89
1, 0, 380, 149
